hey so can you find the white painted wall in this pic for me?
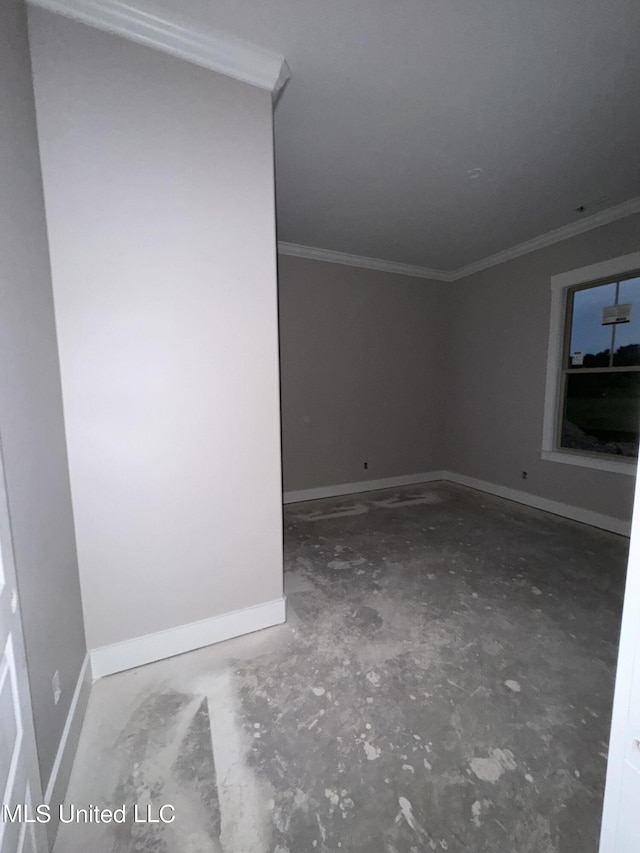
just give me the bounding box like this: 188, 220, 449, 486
28, 9, 283, 655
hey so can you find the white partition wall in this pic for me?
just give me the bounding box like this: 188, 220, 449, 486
28, 7, 285, 675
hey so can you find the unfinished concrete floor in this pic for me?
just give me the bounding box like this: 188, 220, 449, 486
55, 482, 628, 853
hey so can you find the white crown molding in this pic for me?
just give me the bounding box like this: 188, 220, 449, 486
452, 195, 640, 280
279, 196, 640, 283
27, 0, 291, 98
277, 242, 455, 282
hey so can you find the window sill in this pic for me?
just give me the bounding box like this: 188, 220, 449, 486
541, 449, 637, 476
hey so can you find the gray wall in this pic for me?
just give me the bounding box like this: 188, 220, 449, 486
445, 214, 640, 522
279, 254, 447, 491
279, 218, 639, 524
29, 10, 284, 651
0, 0, 86, 787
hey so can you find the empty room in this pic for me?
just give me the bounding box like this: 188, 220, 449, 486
2, 0, 640, 851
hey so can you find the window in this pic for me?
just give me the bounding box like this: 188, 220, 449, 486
561, 275, 640, 458
543, 252, 640, 475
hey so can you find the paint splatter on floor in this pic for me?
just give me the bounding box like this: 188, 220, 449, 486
55, 483, 627, 853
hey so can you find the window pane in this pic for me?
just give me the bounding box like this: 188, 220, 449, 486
568, 282, 616, 368
613, 277, 640, 366
561, 371, 640, 457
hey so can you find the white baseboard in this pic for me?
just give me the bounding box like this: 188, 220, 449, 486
90, 597, 287, 680
443, 471, 631, 536
283, 471, 447, 504
284, 469, 630, 536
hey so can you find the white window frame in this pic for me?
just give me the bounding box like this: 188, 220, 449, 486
542, 251, 640, 476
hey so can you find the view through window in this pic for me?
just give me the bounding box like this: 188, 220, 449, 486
561, 274, 640, 458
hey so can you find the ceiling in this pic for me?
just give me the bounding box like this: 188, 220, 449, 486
158, 0, 640, 272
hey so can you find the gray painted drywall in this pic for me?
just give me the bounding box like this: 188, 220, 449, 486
28, 9, 283, 651
0, 0, 86, 788
445, 214, 640, 522
279, 218, 639, 523
278, 254, 447, 491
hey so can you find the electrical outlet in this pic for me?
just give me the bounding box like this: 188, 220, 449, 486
363, 462, 368, 470
521, 471, 528, 480
52, 670, 61, 705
